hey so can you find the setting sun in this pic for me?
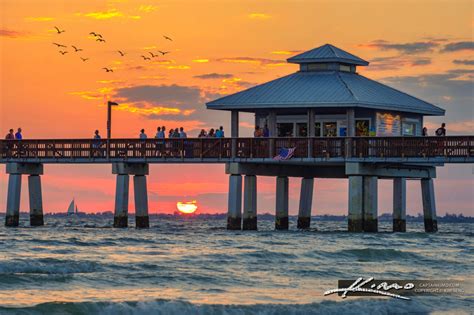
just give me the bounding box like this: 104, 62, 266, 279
176, 200, 198, 214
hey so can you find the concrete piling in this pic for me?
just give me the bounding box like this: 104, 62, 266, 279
348, 176, 364, 232
28, 175, 44, 226
297, 177, 313, 229
5, 174, 22, 227
275, 176, 289, 230
363, 176, 378, 232
227, 174, 242, 230
421, 178, 438, 232
114, 174, 130, 228
133, 175, 149, 228
243, 175, 257, 230
393, 178, 406, 232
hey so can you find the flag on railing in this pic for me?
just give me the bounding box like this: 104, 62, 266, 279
273, 147, 296, 161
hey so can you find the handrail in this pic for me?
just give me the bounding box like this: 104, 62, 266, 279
0, 136, 473, 161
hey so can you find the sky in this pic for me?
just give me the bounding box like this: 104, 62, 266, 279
0, 0, 473, 215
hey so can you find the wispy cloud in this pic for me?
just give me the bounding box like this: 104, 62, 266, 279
192, 59, 209, 63
365, 56, 431, 71
166, 65, 191, 70
194, 73, 233, 79
217, 57, 286, 67
441, 41, 474, 52
138, 5, 158, 13
453, 59, 474, 65
0, 29, 31, 38
25, 17, 54, 22
360, 40, 439, 54
248, 13, 271, 19
76, 9, 140, 20
271, 50, 302, 55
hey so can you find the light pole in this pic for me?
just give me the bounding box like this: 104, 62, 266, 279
107, 101, 119, 159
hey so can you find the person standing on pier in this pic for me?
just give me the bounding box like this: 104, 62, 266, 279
14, 128, 22, 140
422, 127, 428, 136
179, 127, 187, 138
215, 126, 224, 138
263, 125, 270, 137
5, 129, 14, 140
435, 123, 446, 136
93, 130, 103, 157
139, 129, 147, 139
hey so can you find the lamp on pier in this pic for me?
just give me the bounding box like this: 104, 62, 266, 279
107, 101, 119, 159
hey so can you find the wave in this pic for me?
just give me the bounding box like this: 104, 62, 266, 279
0, 298, 439, 315
0, 258, 101, 275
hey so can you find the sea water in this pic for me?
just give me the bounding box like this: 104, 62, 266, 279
0, 216, 472, 315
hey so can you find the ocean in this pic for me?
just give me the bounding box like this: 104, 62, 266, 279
0, 215, 472, 315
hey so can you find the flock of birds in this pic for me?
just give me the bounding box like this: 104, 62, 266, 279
51, 26, 173, 73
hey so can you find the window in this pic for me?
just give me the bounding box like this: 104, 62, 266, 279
402, 122, 417, 136
296, 123, 307, 137
315, 122, 321, 137
277, 123, 294, 137
307, 63, 329, 71
339, 64, 351, 72
323, 122, 337, 137
355, 120, 370, 136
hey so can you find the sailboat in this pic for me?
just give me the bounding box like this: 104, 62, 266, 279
66, 199, 79, 216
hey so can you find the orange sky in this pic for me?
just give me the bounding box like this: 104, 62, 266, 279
0, 0, 473, 215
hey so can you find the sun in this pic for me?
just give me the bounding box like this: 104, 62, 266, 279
177, 200, 198, 214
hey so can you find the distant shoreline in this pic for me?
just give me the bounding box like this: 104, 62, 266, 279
1, 212, 473, 223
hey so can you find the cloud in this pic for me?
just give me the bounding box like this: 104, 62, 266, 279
248, 13, 271, 19
166, 65, 191, 70
441, 41, 474, 52
0, 29, 30, 38
360, 40, 439, 54
192, 59, 209, 63
25, 17, 54, 22
216, 57, 287, 67
271, 50, 302, 55
138, 5, 158, 13
76, 9, 140, 20
453, 59, 474, 65
365, 56, 431, 71
194, 73, 233, 79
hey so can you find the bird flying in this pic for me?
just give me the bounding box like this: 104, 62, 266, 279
158, 50, 170, 55
96, 38, 106, 43
89, 32, 103, 38
54, 26, 65, 34
141, 55, 151, 60
59, 51, 68, 55
149, 52, 158, 58
117, 50, 125, 56
80, 57, 89, 62
102, 67, 113, 72
163, 35, 173, 41
71, 45, 83, 52
53, 43, 67, 48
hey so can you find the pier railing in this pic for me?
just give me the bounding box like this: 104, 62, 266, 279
0, 136, 473, 162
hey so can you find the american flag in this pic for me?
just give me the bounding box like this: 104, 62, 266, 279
273, 147, 296, 161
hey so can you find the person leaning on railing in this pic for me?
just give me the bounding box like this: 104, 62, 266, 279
92, 130, 104, 157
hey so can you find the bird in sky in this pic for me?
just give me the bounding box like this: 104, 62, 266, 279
149, 52, 158, 58
96, 38, 106, 43
53, 42, 67, 48
102, 67, 113, 72
163, 35, 173, 41
54, 26, 65, 34
141, 55, 151, 60
117, 50, 125, 56
71, 45, 83, 52
59, 51, 68, 55
158, 50, 170, 56
80, 57, 89, 62
89, 32, 103, 38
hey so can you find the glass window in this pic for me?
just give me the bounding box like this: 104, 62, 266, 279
307, 63, 329, 71
277, 123, 294, 137
339, 64, 351, 72
296, 123, 307, 137
315, 122, 321, 137
355, 120, 370, 136
323, 122, 337, 137
402, 122, 416, 136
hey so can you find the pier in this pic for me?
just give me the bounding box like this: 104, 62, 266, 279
2, 43, 473, 232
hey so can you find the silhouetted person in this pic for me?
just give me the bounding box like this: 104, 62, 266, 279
93, 130, 103, 156
208, 128, 215, 137
422, 127, 428, 136
15, 128, 22, 140
139, 129, 147, 139
5, 129, 14, 140
215, 126, 224, 138
179, 127, 187, 138
254, 125, 263, 138
263, 125, 270, 137
435, 123, 446, 136
198, 129, 207, 138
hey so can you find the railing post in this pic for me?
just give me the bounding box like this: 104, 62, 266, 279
345, 137, 352, 158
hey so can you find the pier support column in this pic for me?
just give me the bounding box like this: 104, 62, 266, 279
348, 176, 363, 232
393, 178, 406, 232
363, 176, 378, 232
275, 176, 289, 230
114, 174, 129, 228
243, 175, 257, 230
227, 174, 242, 230
297, 178, 313, 229
134, 175, 149, 228
28, 175, 44, 226
421, 178, 438, 232
5, 174, 22, 227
